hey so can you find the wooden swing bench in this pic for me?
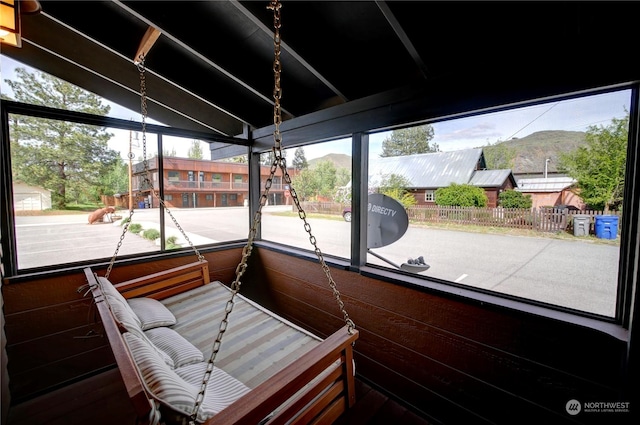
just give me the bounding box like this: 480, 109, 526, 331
84, 260, 359, 425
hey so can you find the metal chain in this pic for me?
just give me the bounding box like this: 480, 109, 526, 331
190, 2, 354, 422
137, 56, 204, 262
104, 208, 135, 279
106, 56, 205, 279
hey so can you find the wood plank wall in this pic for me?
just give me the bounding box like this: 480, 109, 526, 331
1, 248, 242, 404
242, 248, 631, 425
1, 245, 632, 425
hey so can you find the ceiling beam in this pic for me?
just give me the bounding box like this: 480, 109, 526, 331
229, 0, 348, 104
113, 0, 281, 119
134, 26, 161, 63
375, 1, 430, 80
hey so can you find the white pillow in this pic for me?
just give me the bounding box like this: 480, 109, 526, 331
124, 332, 249, 423
128, 297, 177, 330
145, 327, 204, 368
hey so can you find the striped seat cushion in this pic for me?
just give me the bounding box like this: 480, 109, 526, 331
97, 277, 176, 368
97, 276, 141, 329
128, 297, 177, 330
123, 331, 250, 422
145, 327, 204, 368
161, 281, 323, 388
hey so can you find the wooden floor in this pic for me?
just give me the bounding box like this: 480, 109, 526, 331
7, 369, 433, 425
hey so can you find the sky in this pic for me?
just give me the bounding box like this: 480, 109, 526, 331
2, 55, 631, 161
302, 89, 631, 161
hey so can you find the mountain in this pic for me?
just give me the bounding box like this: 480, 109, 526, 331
306, 130, 587, 176
482, 130, 587, 174
307, 153, 352, 170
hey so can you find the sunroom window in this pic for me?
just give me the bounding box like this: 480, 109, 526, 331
7, 113, 250, 270
364, 89, 631, 317
260, 138, 352, 259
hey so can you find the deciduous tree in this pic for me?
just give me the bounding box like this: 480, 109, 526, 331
559, 114, 628, 212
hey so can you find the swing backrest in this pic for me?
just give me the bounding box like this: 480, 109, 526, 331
114, 260, 210, 300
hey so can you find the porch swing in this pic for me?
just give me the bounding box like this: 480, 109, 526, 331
83, 1, 358, 424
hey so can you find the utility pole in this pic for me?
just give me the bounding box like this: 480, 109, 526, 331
128, 130, 133, 210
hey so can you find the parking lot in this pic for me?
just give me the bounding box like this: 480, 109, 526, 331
13, 206, 620, 317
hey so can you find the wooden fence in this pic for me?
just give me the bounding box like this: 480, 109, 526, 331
407, 206, 622, 233
301, 202, 621, 234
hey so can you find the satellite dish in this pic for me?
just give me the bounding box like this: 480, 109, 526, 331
366, 193, 409, 249
365, 193, 430, 273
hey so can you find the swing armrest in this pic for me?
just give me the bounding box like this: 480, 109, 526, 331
84, 268, 153, 422
114, 260, 210, 300
207, 326, 359, 425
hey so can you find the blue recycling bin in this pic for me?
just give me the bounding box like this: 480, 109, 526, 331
594, 215, 619, 239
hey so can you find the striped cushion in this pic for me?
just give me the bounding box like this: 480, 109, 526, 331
97, 278, 175, 368
145, 327, 204, 368
104, 294, 142, 330
123, 332, 249, 422
128, 297, 177, 330
97, 277, 141, 328
176, 362, 252, 418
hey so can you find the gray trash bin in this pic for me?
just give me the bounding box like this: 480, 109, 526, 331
573, 215, 590, 236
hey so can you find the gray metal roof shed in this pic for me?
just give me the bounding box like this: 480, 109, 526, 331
469, 169, 517, 188
369, 148, 485, 188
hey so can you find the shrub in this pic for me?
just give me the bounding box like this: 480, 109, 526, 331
142, 228, 160, 241
499, 190, 532, 208
435, 183, 488, 207
128, 223, 142, 234
166, 235, 181, 249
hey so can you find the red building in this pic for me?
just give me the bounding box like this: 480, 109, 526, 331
127, 156, 296, 209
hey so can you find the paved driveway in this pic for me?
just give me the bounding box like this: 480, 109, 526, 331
13, 207, 620, 317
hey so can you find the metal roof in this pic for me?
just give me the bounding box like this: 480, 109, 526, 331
516, 177, 577, 193
469, 169, 516, 188
369, 149, 483, 188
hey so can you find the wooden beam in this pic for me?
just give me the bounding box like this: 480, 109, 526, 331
134, 26, 161, 63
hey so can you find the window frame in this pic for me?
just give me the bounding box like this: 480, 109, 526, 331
0, 99, 249, 276
352, 88, 637, 327
1, 83, 636, 334
424, 190, 435, 203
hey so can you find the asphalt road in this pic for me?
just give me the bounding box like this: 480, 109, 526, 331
14, 206, 620, 317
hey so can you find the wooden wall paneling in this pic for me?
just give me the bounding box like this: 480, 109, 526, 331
2, 273, 89, 314
3, 299, 95, 344
1, 248, 244, 404
264, 265, 616, 423
353, 354, 492, 425
6, 323, 108, 377
1, 242, 10, 424
9, 345, 115, 403
255, 248, 626, 386
353, 327, 598, 425
252, 248, 629, 425
98, 249, 243, 286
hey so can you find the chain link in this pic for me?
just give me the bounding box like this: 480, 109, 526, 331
190, 2, 353, 422
137, 56, 204, 263
105, 56, 204, 280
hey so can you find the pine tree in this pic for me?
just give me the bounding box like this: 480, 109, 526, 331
292, 147, 308, 170
380, 124, 438, 157
5, 68, 118, 208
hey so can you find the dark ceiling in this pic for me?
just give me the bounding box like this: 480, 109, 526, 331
3, 1, 638, 145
